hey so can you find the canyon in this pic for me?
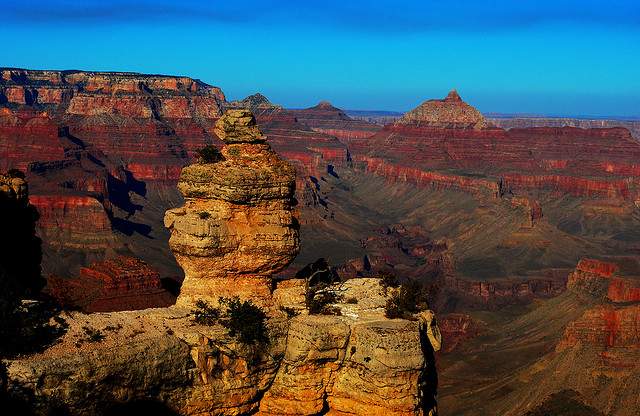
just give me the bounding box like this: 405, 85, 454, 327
2, 68, 640, 414
3, 111, 440, 415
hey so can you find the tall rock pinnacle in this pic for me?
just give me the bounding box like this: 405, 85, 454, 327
164, 109, 299, 307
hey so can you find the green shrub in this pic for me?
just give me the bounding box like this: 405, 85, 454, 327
196, 145, 223, 163
306, 285, 342, 315
219, 297, 269, 345
379, 271, 400, 289
384, 280, 431, 320
191, 298, 269, 345
192, 300, 220, 325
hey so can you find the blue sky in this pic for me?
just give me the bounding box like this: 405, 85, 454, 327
2, 0, 639, 116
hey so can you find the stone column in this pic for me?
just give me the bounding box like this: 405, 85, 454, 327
164, 109, 299, 308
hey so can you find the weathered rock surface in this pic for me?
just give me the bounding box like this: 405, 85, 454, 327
3, 114, 439, 414
165, 109, 299, 307
4, 277, 439, 415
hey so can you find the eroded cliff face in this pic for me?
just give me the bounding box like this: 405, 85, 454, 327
3, 111, 439, 415
164, 109, 299, 308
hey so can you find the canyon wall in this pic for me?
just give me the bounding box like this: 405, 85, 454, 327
4, 111, 439, 415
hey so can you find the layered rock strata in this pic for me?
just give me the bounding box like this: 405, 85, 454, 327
164, 109, 299, 307
398, 90, 487, 129
46, 256, 175, 313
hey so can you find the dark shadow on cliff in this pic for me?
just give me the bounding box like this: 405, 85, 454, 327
111, 216, 153, 238
419, 327, 438, 414
0, 171, 66, 356
107, 171, 146, 215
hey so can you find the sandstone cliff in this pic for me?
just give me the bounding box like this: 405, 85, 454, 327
164, 109, 299, 308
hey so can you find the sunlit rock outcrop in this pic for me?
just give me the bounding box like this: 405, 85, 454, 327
164, 109, 299, 307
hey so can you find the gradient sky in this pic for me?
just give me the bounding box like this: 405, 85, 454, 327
2, 0, 639, 116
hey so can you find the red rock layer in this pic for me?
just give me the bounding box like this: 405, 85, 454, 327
444, 274, 567, 308
47, 256, 174, 312
30, 194, 115, 251
359, 122, 640, 200
558, 304, 640, 351
0, 68, 225, 183
567, 258, 640, 303
608, 278, 640, 303
558, 258, 640, 368
0, 109, 65, 171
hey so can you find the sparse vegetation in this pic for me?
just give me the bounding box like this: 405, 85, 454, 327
104, 324, 123, 332
191, 297, 269, 345
219, 297, 269, 345
306, 285, 342, 315
191, 299, 220, 325
196, 145, 223, 163
384, 279, 431, 320
6, 169, 25, 179
345, 297, 358, 304
279, 306, 300, 318
379, 271, 400, 289
81, 326, 105, 343
0, 295, 68, 356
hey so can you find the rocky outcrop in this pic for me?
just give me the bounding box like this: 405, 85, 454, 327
510, 197, 543, 228
398, 90, 487, 129
444, 274, 567, 309
164, 109, 299, 307
226, 93, 282, 117
559, 258, 640, 360
438, 313, 482, 353
557, 304, 640, 351
567, 258, 640, 303
5, 277, 440, 415
0, 171, 43, 299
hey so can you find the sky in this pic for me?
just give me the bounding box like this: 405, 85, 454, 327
1, 0, 639, 116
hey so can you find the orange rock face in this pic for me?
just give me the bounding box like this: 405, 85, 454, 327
558, 304, 640, 351
165, 109, 299, 307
